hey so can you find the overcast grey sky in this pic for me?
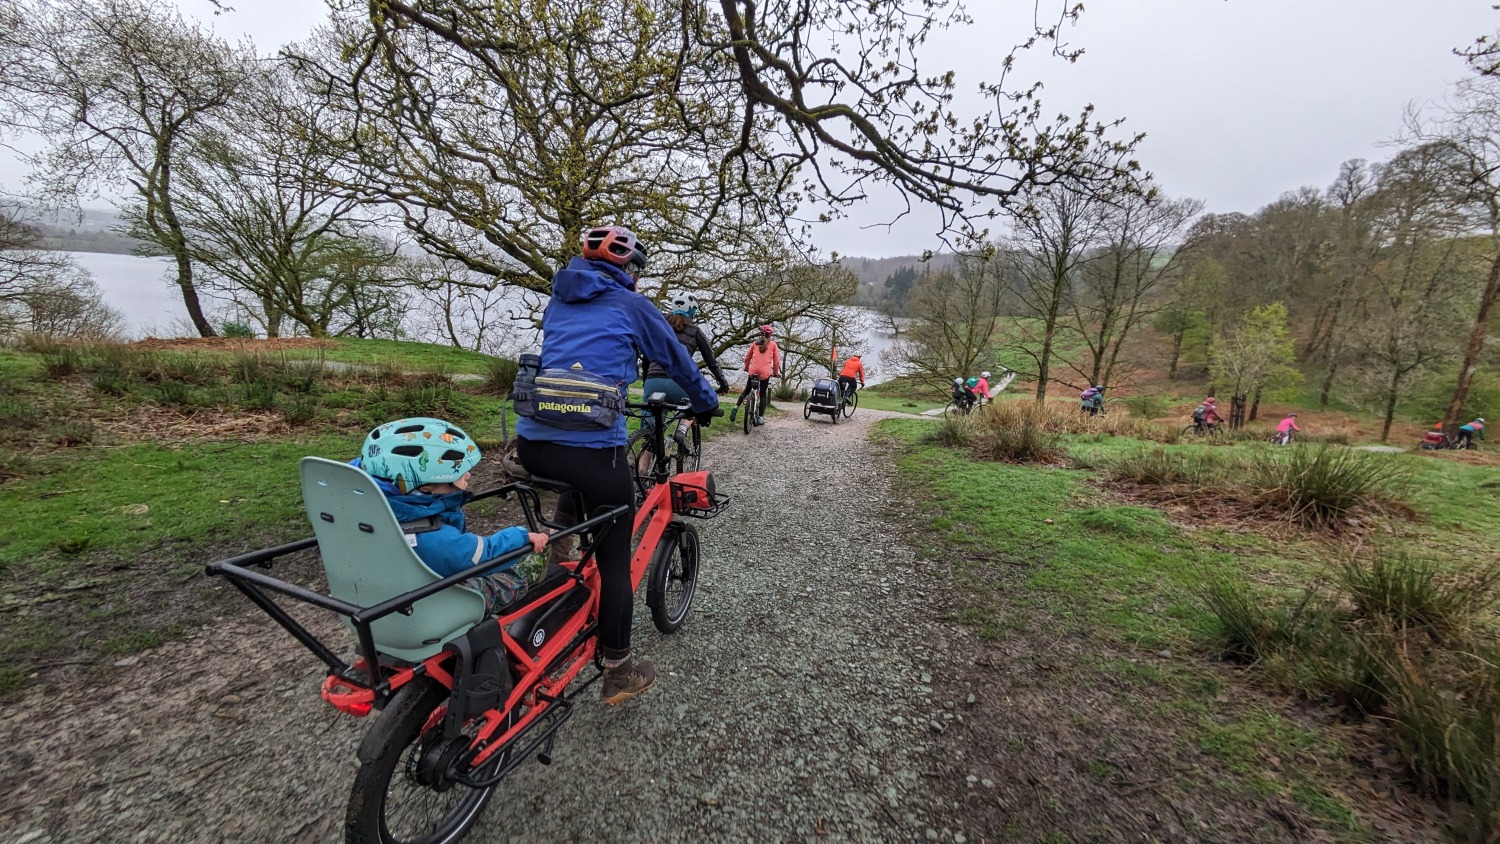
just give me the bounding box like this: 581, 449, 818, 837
5, 1, 1495, 258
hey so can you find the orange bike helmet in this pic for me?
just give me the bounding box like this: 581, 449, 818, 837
581, 226, 647, 271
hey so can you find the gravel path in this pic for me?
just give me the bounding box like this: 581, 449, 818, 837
2, 406, 968, 843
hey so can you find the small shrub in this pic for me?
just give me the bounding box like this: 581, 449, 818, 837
483, 357, 519, 395
155, 353, 219, 385
395, 383, 455, 417
220, 320, 256, 338
970, 401, 1062, 463
0, 451, 36, 481
232, 353, 272, 386
241, 380, 278, 411
1250, 445, 1408, 528
372, 359, 406, 383
52, 420, 98, 447
1382, 648, 1500, 838
1121, 394, 1170, 419
1340, 553, 1500, 637
279, 393, 321, 426
1204, 578, 1280, 663
0, 397, 42, 428
924, 414, 974, 448
280, 359, 325, 394
42, 346, 80, 379
153, 380, 194, 406
90, 371, 134, 397
1105, 447, 1224, 487
772, 379, 799, 401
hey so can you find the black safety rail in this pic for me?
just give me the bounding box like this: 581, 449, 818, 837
204, 480, 629, 706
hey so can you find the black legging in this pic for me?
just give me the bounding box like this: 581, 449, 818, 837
515, 438, 635, 652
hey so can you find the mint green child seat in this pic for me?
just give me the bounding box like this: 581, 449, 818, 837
299, 456, 486, 662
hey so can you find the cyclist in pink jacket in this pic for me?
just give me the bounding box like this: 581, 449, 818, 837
1274, 413, 1300, 444
734, 324, 780, 424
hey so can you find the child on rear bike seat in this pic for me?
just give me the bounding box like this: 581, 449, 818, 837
352, 416, 549, 615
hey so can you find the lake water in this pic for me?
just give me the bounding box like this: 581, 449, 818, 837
69, 251, 201, 337
72, 251, 904, 384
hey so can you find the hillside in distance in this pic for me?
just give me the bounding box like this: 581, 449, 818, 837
835, 253, 956, 287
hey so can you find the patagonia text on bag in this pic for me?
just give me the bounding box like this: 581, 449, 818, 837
513, 363, 625, 432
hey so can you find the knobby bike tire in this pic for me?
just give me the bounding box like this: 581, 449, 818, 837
674, 423, 701, 473
646, 522, 700, 633
743, 392, 756, 435
625, 430, 658, 501
346, 677, 502, 844
842, 389, 858, 418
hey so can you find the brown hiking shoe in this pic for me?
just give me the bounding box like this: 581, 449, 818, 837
600, 652, 656, 705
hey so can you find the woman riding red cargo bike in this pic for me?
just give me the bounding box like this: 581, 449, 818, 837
206, 226, 729, 844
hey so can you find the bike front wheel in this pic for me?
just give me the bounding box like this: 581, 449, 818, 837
625, 429, 660, 500
647, 522, 700, 633
842, 389, 858, 418
672, 423, 701, 473
346, 677, 501, 844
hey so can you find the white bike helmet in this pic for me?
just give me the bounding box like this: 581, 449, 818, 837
981, 371, 991, 378
1480, 417, 1487, 423
953, 377, 963, 385
669, 293, 699, 317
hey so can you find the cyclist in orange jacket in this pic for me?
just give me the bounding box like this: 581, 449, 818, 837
838, 354, 865, 404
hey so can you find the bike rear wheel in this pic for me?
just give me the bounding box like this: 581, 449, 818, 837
842, 389, 858, 418
647, 522, 700, 633
743, 391, 757, 435
346, 677, 505, 844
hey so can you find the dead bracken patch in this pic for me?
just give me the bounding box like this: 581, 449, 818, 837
95, 404, 293, 442
131, 336, 335, 352
1090, 476, 1409, 538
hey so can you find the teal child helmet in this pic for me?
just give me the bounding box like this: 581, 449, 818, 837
361, 417, 481, 493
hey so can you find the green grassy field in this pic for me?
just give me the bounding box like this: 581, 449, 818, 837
876, 416, 1500, 838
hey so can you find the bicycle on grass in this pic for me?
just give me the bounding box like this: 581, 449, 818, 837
1181, 420, 1222, 441
943, 396, 978, 419
205, 394, 729, 844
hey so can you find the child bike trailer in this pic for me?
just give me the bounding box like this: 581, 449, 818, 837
803, 377, 841, 424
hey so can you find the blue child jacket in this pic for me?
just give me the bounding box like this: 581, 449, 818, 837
351, 457, 530, 577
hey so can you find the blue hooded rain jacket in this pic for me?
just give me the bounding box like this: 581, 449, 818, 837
515, 257, 718, 448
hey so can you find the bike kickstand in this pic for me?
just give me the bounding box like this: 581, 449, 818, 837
537, 733, 557, 766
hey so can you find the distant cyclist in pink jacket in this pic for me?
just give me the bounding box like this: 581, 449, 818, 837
1274, 413, 1300, 444
973, 370, 993, 402
732, 324, 780, 424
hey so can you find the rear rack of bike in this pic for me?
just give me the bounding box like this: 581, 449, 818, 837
203, 481, 624, 708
